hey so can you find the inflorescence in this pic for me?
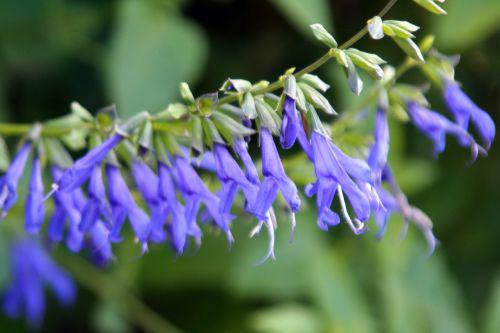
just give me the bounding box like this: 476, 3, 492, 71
0, 0, 495, 326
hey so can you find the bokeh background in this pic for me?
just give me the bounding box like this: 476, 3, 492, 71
0, 0, 499, 332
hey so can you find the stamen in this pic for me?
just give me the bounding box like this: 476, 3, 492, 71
337, 185, 365, 235
289, 213, 296, 244
249, 221, 264, 238
255, 212, 276, 265
43, 183, 59, 202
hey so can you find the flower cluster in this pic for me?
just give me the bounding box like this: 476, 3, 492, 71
0, 3, 496, 325
2, 238, 75, 327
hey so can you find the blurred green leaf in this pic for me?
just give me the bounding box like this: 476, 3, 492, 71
249, 304, 324, 333
229, 210, 377, 333
268, 0, 332, 36
483, 275, 500, 333
107, 0, 208, 117
434, 0, 500, 50
0, 0, 100, 66
0, 232, 9, 291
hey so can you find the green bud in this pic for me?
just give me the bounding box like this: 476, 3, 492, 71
392, 37, 425, 63
242, 92, 258, 119
298, 74, 330, 92
71, 102, 93, 122
299, 83, 337, 114
220, 78, 252, 93
255, 97, 280, 133
180, 82, 196, 104
412, 0, 447, 15
212, 111, 255, 144
0, 135, 10, 172
202, 118, 224, 148
310, 23, 338, 48
191, 116, 204, 153
367, 16, 384, 40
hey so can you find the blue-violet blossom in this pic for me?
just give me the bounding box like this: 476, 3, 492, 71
2, 239, 75, 327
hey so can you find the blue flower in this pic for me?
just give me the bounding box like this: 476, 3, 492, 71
158, 162, 192, 254
407, 102, 483, 160
88, 222, 114, 267
250, 128, 301, 220
0, 142, 31, 216
3, 238, 75, 327
105, 163, 150, 250
25, 154, 45, 234
214, 143, 259, 214
280, 95, 300, 149
444, 82, 495, 149
378, 166, 437, 254
233, 138, 259, 184
56, 133, 123, 192
173, 155, 234, 241
307, 131, 370, 232
48, 166, 84, 252
79, 166, 111, 232
131, 160, 167, 244
367, 108, 390, 181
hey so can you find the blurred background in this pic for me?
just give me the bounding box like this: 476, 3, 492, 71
0, 0, 499, 332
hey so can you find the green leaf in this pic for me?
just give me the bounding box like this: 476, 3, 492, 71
367, 16, 384, 40
269, 0, 332, 36
107, 0, 208, 117
249, 304, 324, 333
309, 23, 337, 48
434, 0, 500, 50
483, 275, 500, 333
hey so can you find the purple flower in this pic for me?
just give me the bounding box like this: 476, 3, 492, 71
307, 131, 370, 232
297, 123, 314, 161
158, 162, 191, 254
0, 142, 31, 216
56, 133, 123, 192
106, 164, 150, 250
79, 166, 111, 232
280, 95, 300, 149
444, 82, 495, 149
408, 102, 483, 160
48, 166, 84, 252
3, 238, 75, 327
131, 160, 167, 244
173, 155, 233, 240
250, 128, 301, 220
88, 222, 114, 267
25, 154, 45, 234
367, 108, 390, 181
233, 138, 259, 184
377, 166, 437, 253
214, 143, 260, 216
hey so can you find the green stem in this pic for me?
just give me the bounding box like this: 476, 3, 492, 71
0, 0, 400, 137
0, 123, 94, 137
59, 252, 183, 333
217, 0, 399, 106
